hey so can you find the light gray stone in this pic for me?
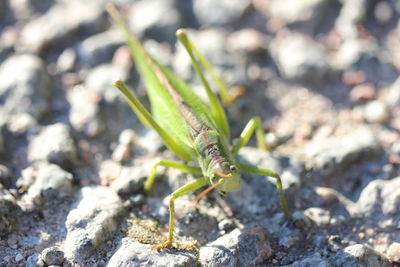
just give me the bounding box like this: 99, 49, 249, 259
199, 227, 272, 266
107, 238, 197, 267
20, 163, 74, 209
331, 244, 391, 267
64, 186, 124, 263
270, 33, 329, 83
0, 54, 52, 118
28, 123, 77, 168
301, 127, 383, 179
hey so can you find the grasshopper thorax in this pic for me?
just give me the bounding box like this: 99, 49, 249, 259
194, 130, 241, 196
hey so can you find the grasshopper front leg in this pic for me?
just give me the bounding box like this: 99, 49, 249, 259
237, 162, 292, 220
153, 176, 209, 251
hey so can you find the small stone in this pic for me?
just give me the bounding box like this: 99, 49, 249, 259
193, 0, 251, 27
331, 244, 391, 266
18, 1, 105, 53
112, 144, 132, 163
301, 127, 383, 179
26, 253, 45, 267
0, 54, 52, 119
226, 29, 266, 53
350, 83, 377, 102
0, 188, 20, 235
15, 253, 24, 262
118, 129, 136, 146
0, 164, 12, 188
364, 100, 391, 124
20, 163, 74, 209
283, 252, 329, 266
64, 186, 123, 263
304, 207, 331, 226
110, 165, 148, 196
106, 238, 196, 267
199, 227, 273, 266
374, 1, 393, 25
28, 123, 77, 168
76, 29, 124, 67
41, 247, 64, 265
57, 48, 77, 73
387, 242, 400, 263
270, 33, 329, 83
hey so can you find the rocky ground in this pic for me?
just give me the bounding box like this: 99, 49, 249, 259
0, 0, 400, 266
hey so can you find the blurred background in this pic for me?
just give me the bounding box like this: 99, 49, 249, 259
0, 0, 400, 266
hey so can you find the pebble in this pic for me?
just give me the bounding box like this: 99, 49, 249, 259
331, 244, 391, 266
301, 127, 383, 179
364, 100, 391, 124
0, 54, 52, 119
20, 163, 74, 210
15, 253, 24, 262
67, 85, 104, 137
41, 247, 65, 265
350, 83, 377, 102
0, 187, 20, 235
129, 0, 181, 43
199, 227, 273, 266
109, 165, 148, 196
26, 254, 45, 267
267, 0, 334, 32
386, 242, 400, 263
335, 0, 368, 38
106, 238, 197, 267
76, 29, 124, 67
27, 123, 77, 168
18, 1, 105, 53
270, 33, 329, 83
303, 207, 331, 226
64, 186, 123, 263
282, 252, 328, 267
193, 0, 251, 27
0, 164, 12, 188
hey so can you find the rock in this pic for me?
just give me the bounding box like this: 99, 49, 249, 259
8, 0, 54, 21
303, 207, 331, 226
387, 242, 400, 263
18, 1, 106, 53
301, 127, 383, 179
350, 83, 377, 102
85, 64, 128, 104
76, 29, 124, 67
20, 163, 74, 210
270, 33, 329, 83
7, 113, 39, 136
374, 1, 393, 25
0, 54, 52, 119
266, 0, 336, 33
27, 123, 77, 168
109, 164, 148, 196
354, 176, 400, 217
67, 84, 104, 137
26, 253, 45, 267
331, 244, 391, 266
41, 247, 64, 265
226, 29, 267, 54
106, 238, 197, 267
0, 186, 20, 235
77, 64, 133, 138
335, 0, 369, 39
193, 0, 251, 27
129, 0, 181, 43
388, 76, 400, 107
0, 164, 12, 188
199, 227, 273, 266
363, 100, 391, 124
282, 252, 328, 267
57, 48, 77, 73
64, 186, 123, 263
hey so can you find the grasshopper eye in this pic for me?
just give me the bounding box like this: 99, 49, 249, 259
210, 174, 218, 184
229, 165, 237, 172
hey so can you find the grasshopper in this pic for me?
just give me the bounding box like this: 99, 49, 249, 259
108, 5, 293, 250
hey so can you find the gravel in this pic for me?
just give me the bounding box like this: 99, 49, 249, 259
1, 1, 399, 266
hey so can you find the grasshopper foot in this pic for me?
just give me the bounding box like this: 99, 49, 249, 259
151, 240, 172, 251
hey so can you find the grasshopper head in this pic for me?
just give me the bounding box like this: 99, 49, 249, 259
211, 163, 241, 196
194, 163, 241, 202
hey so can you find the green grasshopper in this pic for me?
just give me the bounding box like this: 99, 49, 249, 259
108, 5, 293, 250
